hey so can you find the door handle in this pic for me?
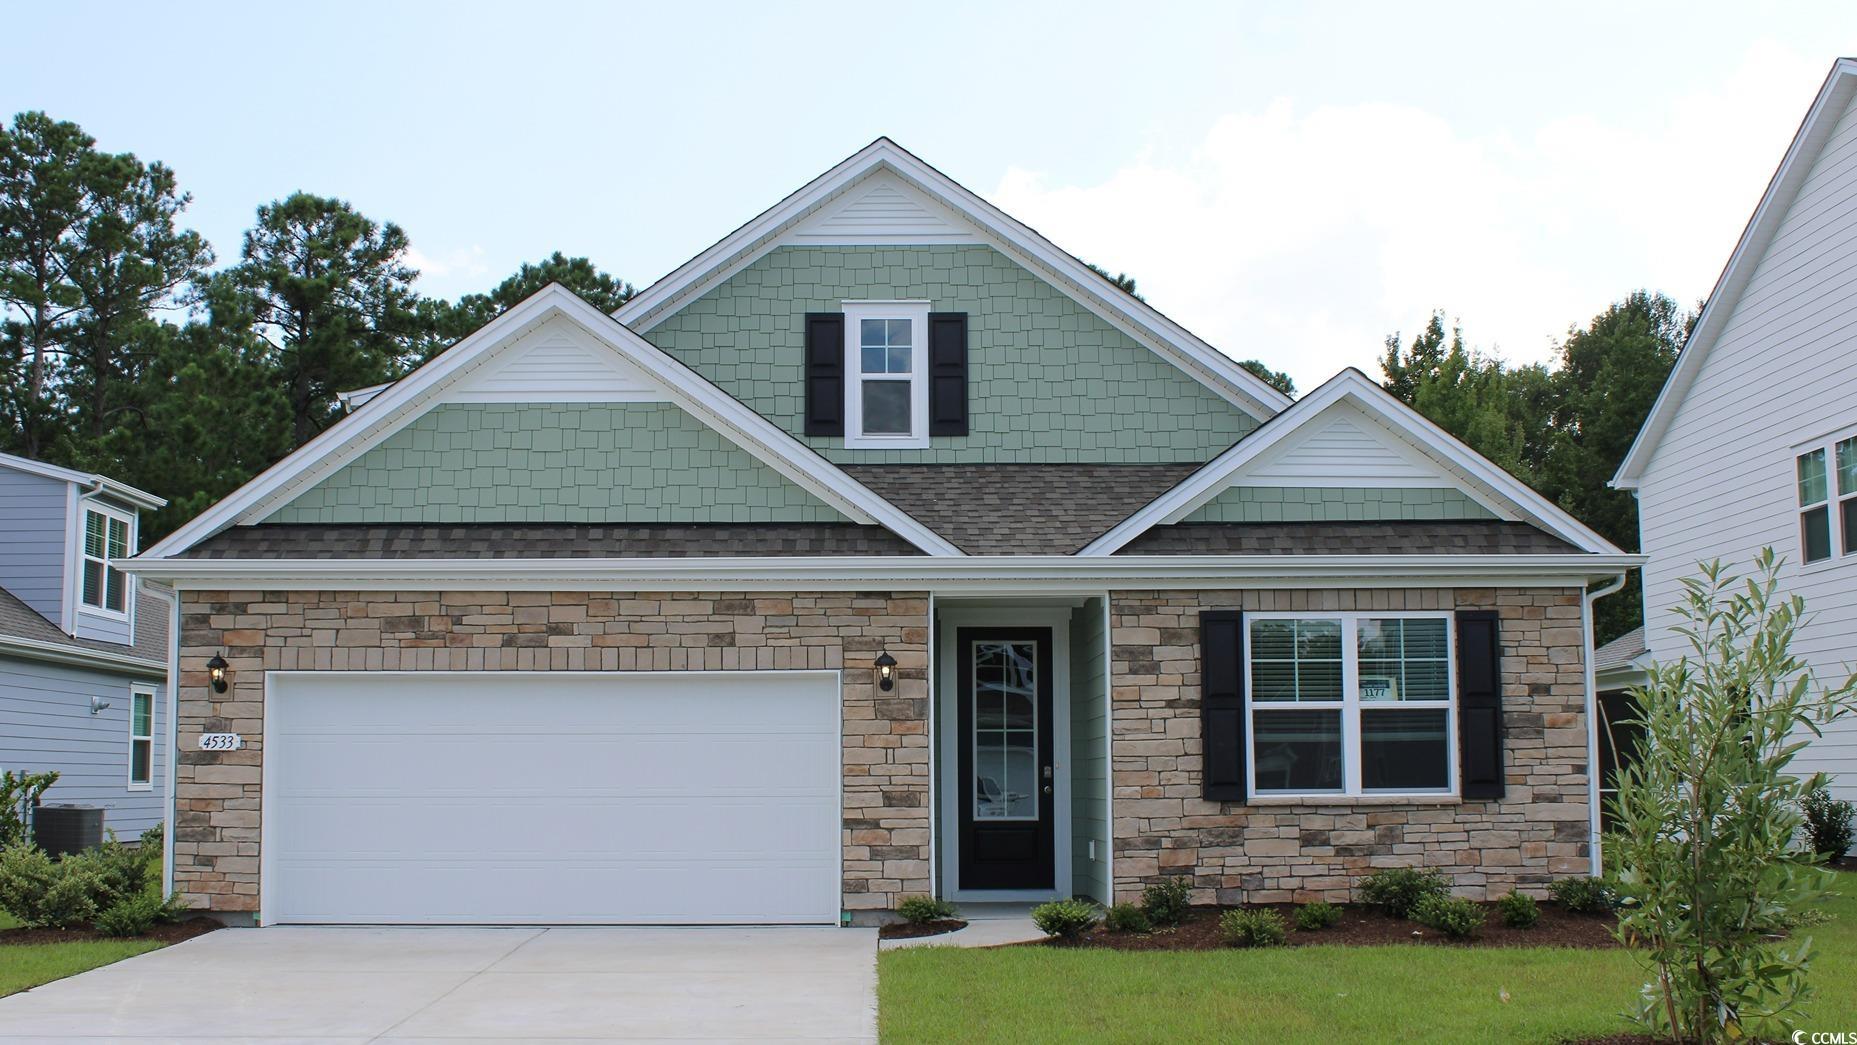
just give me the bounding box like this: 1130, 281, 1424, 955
1043, 765, 1053, 794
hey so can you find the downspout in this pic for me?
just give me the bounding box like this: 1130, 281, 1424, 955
145, 584, 180, 900
1582, 572, 1628, 876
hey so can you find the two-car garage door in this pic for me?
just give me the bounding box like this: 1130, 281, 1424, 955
263, 672, 840, 924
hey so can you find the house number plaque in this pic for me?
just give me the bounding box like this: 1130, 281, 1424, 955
198, 733, 244, 752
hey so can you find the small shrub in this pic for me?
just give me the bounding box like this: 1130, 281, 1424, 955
0, 769, 58, 847
1294, 901, 1342, 930
1103, 902, 1151, 933
1548, 876, 1617, 914
1141, 877, 1192, 927
895, 895, 957, 924
1219, 908, 1287, 947
1357, 866, 1448, 918
1031, 899, 1099, 940
1411, 894, 1485, 938
1496, 890, 1540, 929
93, 890, 171, 937
1802, 784, 1855, 859
0, 842, 101, 928
62, 837, 150, 911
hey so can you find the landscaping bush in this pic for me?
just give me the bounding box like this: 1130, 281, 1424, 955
1294, 901, 1342, 931
1410, 894, 1485, 938
1141, 877, 1192, 927
1218, 908, 1287, 948
1031, 899, 1099, 940
0, 841, 102, 928
1357, 866, 1448, 918
1802, 784, 1855, 860
0, 769, 58, 847
1548, 876, 1617, 915
1608, 552, 1857, 1043
1103, 902, 1151, 933
1496, 890, 1540, 929
895, 895, 958, 924
93, 889, 171, 937
61, 836, 152, 911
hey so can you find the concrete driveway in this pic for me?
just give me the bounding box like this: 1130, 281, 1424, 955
0, 925, 879, 1042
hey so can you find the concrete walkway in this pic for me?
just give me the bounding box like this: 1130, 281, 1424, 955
0, 925, 879, 1042
879, 903, 1045, 950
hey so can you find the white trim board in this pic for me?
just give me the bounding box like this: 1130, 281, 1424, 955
612, 139, 1295, 420
140, 285, 962, 559
1614, 59, 1857, 489
123, 552, 1643, 592
1080, 369, 1624, 556
0, 450, 166, 510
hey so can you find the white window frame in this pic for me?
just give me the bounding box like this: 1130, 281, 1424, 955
1243, 611, 1458, 798
79, 501, 134, 619
128, 685, 155, 791
1794, 427, 1857, 571
841, 300, 930, 449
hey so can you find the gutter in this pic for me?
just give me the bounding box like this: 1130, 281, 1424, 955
125, 552, 1646, 592
1582, 572, 1630, 876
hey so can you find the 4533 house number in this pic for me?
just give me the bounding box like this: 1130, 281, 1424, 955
197, 733, 244, 752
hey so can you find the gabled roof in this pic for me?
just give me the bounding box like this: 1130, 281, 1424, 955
1614, 58, 1857, 489
139, 284, 964, 559
1081, 369, 1625, 556
612, 137, 1295, 420
0, 451, 166, 510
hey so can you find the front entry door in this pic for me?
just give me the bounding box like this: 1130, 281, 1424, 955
957, 628, 1055, 890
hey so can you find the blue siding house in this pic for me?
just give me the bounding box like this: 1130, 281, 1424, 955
0, 452, 169, 838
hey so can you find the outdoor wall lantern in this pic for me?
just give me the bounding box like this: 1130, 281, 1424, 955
206, 653, 229, 694
875, 651, 897, 692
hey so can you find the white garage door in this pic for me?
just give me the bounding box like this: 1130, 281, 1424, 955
263, 672, 841, 925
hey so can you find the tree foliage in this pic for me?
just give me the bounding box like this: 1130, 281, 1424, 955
1238, 359, 1295, 397
1380, 295, 1691, 641
1608, 551, 1857, 1041
0, 109, 637, 543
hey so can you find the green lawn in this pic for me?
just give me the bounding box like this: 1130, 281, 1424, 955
0, 912, 168, 1000
879, 874, 1857, 1044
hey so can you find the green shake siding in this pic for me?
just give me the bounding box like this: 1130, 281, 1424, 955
266, 403, 845, 524
643, 245, 1260, 464
1183, 486, 1497, 523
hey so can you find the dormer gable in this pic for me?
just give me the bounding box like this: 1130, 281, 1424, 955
0, 452, 164, 644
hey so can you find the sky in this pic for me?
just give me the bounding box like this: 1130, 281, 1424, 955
6, 1, 1856, 392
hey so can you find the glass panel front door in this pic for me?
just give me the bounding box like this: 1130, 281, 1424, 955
972, 640, 1038, 821
957, 627, 1055, 891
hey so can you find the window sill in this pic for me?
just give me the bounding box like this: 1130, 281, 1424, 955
126, 784, 153, 793
1247, 794, 1460, 807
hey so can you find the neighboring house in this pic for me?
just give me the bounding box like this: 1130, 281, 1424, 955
1613, 58, 1857, 802
0, 452, 169, 838
127, 138, 1635, 927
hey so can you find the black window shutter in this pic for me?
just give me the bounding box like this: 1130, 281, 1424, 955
1201, 610, 1246, 802
927, 312, 968, 437
804, 312, 845, 437
1455, 609, 1505, 799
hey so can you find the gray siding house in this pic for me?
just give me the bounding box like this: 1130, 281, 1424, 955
0, 452, 169, 838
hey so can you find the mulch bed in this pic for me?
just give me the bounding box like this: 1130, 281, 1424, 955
1033, 903, 1619, 951
0, 916, 221, 947
880, 919, 968, 940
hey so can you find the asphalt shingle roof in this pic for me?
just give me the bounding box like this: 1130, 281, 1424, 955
178, 523, 922, 559
0, 584, 168, 664
841, 463, 1200, 555
1116, 521, 1579, 555
1593, 626, 1646, 673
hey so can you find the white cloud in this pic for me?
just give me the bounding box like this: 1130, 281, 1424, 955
990, 42, 1826, 393
405, 243, 492, 297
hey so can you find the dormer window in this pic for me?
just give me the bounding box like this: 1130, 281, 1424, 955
81, 504, 131, 615
841, 302, 930, 449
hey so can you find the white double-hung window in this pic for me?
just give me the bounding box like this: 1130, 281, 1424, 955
81, 504, 132, 616
1246, 612, 1457, 797
1796, 434, 1857, 565
842, 301, 929, 449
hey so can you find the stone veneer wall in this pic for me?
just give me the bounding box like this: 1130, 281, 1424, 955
1109, 587, 1589, 903
173, 589, 929, 919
